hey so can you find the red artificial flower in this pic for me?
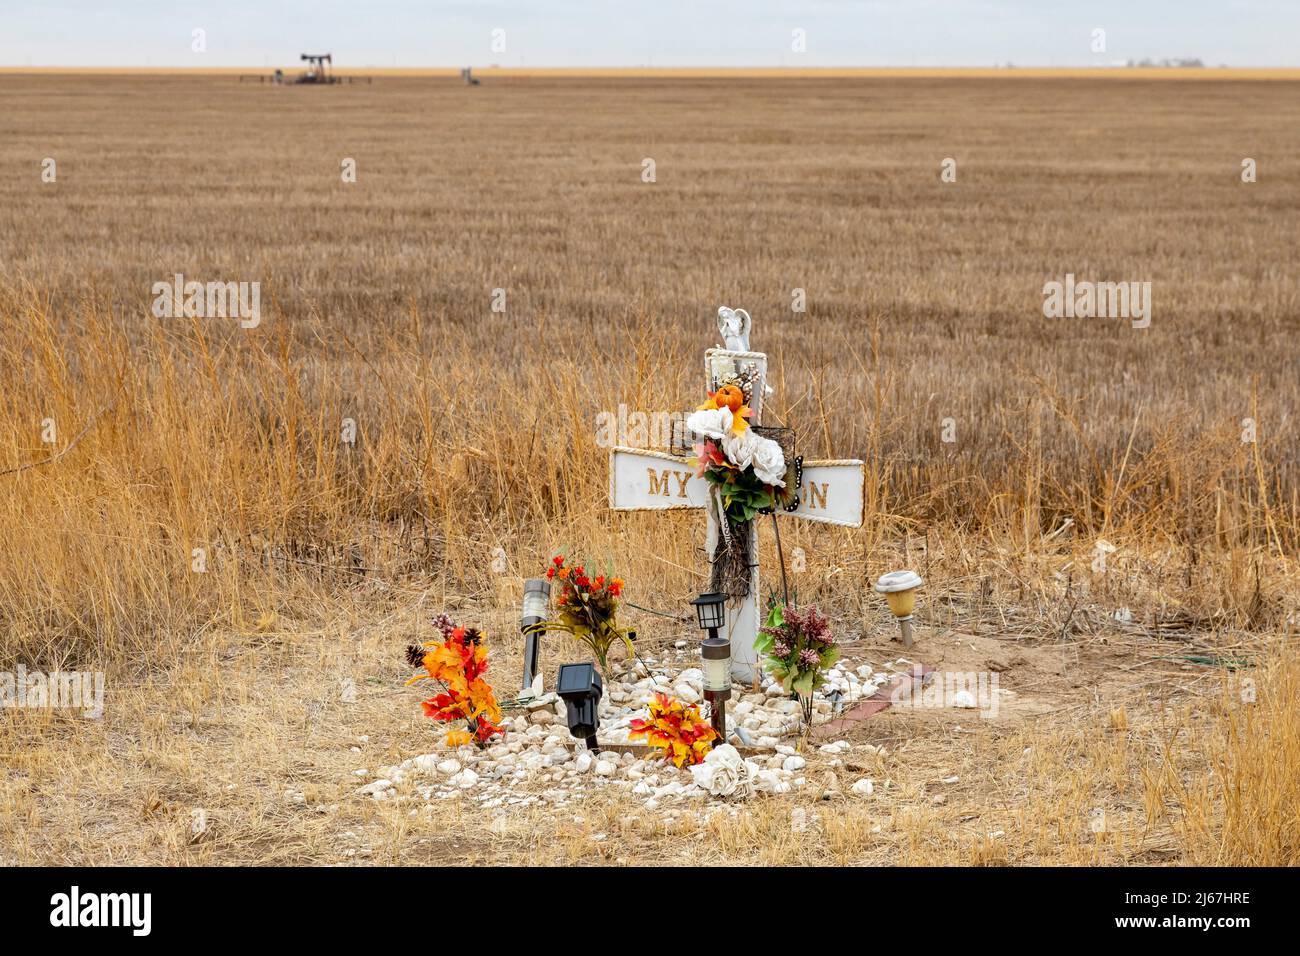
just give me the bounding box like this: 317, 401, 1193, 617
692, 440, 726, 478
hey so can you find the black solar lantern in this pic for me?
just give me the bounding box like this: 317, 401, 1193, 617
690, 592, 727, 641
556, 662, 603, 752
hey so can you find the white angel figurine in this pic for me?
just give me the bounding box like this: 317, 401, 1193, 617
717, 306, 752, 351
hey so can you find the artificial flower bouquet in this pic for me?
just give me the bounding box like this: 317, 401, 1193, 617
405, 613, 505, 748
528, 555, 633, 675
686, 382, 787, 526
629, 692, 719, 766
755, 603, 839, 728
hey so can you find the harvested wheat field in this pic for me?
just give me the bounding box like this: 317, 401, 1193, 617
1, 73, 1298, 868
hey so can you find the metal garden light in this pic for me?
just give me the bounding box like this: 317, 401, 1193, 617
701, 636, 731, 745
874, 570, 924, 649
690, 591, 727, 641
556, 662, 603, 753
519, 578, 550, 694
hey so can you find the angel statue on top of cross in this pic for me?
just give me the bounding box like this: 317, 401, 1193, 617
717, 306, 752, 352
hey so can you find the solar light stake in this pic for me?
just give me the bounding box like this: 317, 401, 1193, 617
520, 579, 551, 694
874, 570, 924, 649
701, 637, 731, 745
556, 662, 603, 753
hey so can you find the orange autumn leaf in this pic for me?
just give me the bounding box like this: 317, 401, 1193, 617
444, 729, 473, 748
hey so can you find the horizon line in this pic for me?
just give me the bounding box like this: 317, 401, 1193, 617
3, 65, 1299, 80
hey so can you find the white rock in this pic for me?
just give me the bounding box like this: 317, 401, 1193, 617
450, 769, 479, 789
851, 778, 874, 795
594, 759, 617, 777
753, 770, 791, 794
356, 779, 392, 797
782, 755, 806, 772
952, 690, 978, 709
673, 684, 701, 704
436, 759, 461, 776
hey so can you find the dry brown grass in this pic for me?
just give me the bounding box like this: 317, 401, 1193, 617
0, 74, 1297, 865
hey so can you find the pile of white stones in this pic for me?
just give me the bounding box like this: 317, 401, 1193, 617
355, 655, 891, 812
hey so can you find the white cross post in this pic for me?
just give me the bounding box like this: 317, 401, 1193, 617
607, 311, 864, 682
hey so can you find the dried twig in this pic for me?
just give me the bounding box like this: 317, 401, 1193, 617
0, 393, 120, 478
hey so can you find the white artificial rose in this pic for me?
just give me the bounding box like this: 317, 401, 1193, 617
722, 428, 758, 471
689, 743, 754, 798
751, 435, 786, 487
685, 407, 734, 441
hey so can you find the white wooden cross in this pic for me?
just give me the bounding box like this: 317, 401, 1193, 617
607, 308, 864, 681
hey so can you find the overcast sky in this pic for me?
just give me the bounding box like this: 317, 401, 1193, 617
4, 1, 1297, 68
